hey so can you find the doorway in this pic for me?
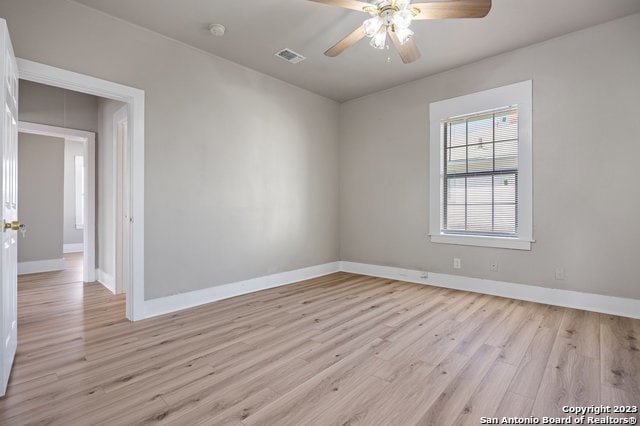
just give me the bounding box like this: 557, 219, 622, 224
17, 59, 145, 321
17, 122, 96, 283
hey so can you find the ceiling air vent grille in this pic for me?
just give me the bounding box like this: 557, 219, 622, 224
275, 48, 306, 64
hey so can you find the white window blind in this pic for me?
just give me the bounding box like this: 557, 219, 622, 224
441, 107, 519, 237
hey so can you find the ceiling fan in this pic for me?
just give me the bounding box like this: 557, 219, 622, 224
309, 0, 491, 64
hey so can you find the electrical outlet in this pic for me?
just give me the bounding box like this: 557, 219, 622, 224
420, 272, 428, 280
453, 258, 461, 269
555, 267, 565, 280
490, 261, 499, 272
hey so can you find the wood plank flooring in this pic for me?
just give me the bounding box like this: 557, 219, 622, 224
1, 254, 638, 425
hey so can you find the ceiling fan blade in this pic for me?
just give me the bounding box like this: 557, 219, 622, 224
307, 0, 373, 13
388, 28, 421, 64
411, 0, 491, 20
324, 25, 367, 57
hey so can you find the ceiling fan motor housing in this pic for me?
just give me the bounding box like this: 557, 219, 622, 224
379, 5, 399, 25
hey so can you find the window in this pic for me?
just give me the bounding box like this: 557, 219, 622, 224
75, 155, 84, 229
429, 81, 532, 250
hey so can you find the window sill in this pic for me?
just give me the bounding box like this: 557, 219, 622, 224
429, 233, 532, 250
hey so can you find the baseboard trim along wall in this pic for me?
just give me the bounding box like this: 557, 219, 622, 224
139, 260, 640, 321
339, 261, 640, 320
143, 261, 341, 319
63, 243, 84, 253
96, 269, 115, 294
18, 258, 66, 275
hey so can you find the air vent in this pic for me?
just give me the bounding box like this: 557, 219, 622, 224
274, 48, 306, 64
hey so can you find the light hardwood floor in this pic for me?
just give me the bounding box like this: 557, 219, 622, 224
0, 253, 638, 425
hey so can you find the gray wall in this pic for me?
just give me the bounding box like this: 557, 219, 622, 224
339, 14, 640, 300
0, 0, 341, 300
63, 140, 83, 245
18, 133, 64, 263
19, 80, 98, 132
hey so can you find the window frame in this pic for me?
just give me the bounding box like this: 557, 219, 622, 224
74, 154, 84, 230
429, 80, 533, 250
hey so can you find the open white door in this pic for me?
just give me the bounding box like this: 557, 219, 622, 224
114, 105, 130, 295
0, 19, 19, 397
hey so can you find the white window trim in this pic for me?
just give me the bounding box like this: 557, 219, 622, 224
428, 80, 533, 250
74, 155, 84, 230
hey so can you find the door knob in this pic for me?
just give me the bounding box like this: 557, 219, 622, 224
4, 220, 19, 231
3, 220, 24, 232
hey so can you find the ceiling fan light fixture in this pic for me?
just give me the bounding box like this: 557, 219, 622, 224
395, 27, 414, 45
363, 16, 384, 37
311, 0, 492, 65
393, 9, 413, 29
370, 26, 387, 49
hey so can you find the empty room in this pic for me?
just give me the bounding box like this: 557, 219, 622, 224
0, 0, 638, 424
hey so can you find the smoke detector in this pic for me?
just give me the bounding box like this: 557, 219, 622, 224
208, 24, 226, 37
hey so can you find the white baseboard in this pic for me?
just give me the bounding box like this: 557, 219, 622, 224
143, 261, 341, 319
339, 261, 640, 320
138, 259, 640, 321
96, 269, 115, 294
63, 243, 84, 253
18, 258, 65, 275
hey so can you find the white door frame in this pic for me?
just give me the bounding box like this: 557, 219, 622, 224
113, 105, 129, 295
17, 121, 96, 283
16, 59, 145, 321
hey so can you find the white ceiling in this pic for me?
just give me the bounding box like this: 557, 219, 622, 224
70, 0, 640, 102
